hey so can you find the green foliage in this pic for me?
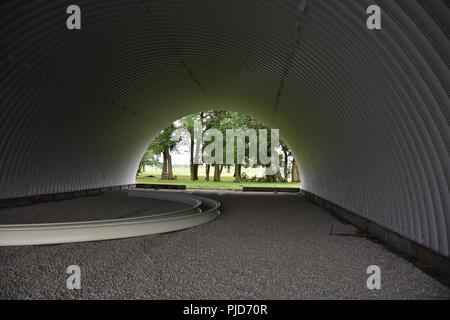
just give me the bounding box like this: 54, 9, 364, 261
148, 124, 179, 154
180, 113, 199, 136
138, 110, 298, 183
141, 148, 160, 167
239, 173, 278, 183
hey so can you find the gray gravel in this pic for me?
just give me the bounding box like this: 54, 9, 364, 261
0, 190, 449, 299
0, 192, 189, 224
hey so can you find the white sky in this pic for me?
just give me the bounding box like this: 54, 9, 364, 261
170, 132, 191, 165
171, 144, 191, 164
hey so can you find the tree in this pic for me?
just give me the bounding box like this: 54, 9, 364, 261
180, 114, 199, 181
279, 140, 292, 182
216, 111, 257, 182
291, 158, 301, 183
137, 148, 159, 175
207, 111, 228, 182
148, 124, 180, 180
201, 111, 222, 181
140, 110, 300, 185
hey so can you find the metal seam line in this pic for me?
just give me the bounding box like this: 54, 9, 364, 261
273, 0, 308, 117
141, 1, 214, 105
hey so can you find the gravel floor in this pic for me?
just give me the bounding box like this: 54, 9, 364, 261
0, 192, 190, 224
0, 190, 449, 299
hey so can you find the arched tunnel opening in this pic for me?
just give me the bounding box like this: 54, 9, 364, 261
0, 0, 449, 301
135, 110, 302, 190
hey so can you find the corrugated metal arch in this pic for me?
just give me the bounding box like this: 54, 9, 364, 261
0, 0, 448, 256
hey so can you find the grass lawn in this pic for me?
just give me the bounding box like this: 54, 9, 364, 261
136, 167, 300, 190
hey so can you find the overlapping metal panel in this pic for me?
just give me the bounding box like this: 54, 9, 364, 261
0, 0, 448, 255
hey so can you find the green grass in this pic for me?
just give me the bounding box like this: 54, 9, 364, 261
136, 167, 300, 190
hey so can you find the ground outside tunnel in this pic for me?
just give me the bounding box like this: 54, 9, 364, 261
0, 190, 448, 299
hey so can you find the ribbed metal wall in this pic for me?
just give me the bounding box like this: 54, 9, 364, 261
0, 0, 448, 256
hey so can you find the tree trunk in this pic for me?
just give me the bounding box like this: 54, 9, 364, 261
192, 164, 199, 181
291, 158, 301, 183
205, 164, 210, 181
283, 150, 289, 182
277, 170, 284, 183
227, 165, 231, 173
161, 151, 168, 179
234, 164, 242, 182
189, 137, 199, 181
167, 150, 174, 180
162, 148, 174, 180
213, 164, 221, 182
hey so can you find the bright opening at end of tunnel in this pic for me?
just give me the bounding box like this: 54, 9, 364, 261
136, 111, 301, 191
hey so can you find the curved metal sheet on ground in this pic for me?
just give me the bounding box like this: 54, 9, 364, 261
0, 1, 448, 256
0, 191, 221, 246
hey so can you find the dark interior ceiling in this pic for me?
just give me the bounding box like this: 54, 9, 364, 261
0, 0, 449, 256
